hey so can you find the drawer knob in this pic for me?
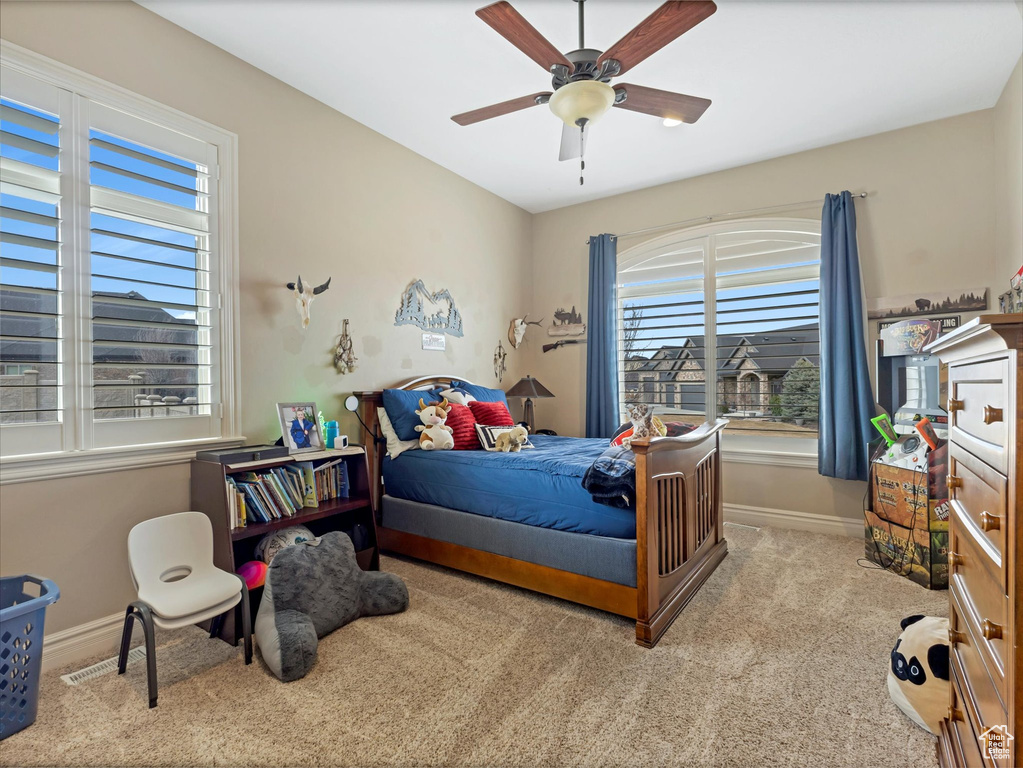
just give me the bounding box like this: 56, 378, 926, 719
949, 628, 966, 645
948, 551, 964, 568
947, 474, 962, 490
983, 405, 1003, 424
949, 398, 965, 413
979, 511, 1001, 531
948, 705, 963, 722
982, 620, 1003, 640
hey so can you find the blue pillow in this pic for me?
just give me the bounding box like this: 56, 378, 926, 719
382, 389, 436, 442
452, 381, 508, 408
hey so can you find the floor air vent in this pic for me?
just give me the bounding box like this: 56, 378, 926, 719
61, 647, 146, 686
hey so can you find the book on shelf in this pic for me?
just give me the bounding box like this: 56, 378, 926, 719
225, 477, 251, 529
225, 455, 356, 529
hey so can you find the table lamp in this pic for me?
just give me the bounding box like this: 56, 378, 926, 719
505, 375, 554, 432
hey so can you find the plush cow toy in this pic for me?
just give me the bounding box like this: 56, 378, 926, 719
415, 398, 454, 451
888, 614, 950, 734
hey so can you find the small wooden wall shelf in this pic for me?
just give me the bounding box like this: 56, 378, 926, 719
190, 446, 379, 644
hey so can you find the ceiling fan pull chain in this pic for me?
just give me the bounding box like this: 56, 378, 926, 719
579, 124, 586, 185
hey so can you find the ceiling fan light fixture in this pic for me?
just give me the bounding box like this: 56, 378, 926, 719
548, 80, 615, 127
662, 117, 683, 127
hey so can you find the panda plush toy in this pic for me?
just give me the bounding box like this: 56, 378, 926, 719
888, 615, 950, 734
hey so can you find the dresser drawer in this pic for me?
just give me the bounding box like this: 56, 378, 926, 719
948, 358, 1010, 474
948, 445, 1008, 579
949, 529, 1009, 710
947, 661, 987, 768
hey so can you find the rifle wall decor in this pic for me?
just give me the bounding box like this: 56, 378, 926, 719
542, 339, 586, 354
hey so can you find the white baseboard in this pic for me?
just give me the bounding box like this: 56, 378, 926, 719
724, 502, 862, 538
43, 612, 124, 672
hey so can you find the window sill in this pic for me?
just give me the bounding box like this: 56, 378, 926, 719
0, 436, 247, 485
720, 434, 818, 469
720, 447, 818, 469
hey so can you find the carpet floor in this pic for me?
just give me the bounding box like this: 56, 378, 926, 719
1, 525, 947, 768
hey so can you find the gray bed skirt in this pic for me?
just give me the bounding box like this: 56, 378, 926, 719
381, 495, 638, 588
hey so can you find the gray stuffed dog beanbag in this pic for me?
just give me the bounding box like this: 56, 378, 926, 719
254, 531, 408, 681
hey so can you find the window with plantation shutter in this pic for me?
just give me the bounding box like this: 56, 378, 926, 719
0, 48, 238, 470
87, 105, 219, 449
0, 70, 67, 456
618, 219, 821, 442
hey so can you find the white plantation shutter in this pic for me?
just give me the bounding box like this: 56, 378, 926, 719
713, 226, 821, 435
617, 220, 821, 439
0, 49, 237, 464
618, 239, 708, 415
0, 69, 69, 456
87, 105, 221, 448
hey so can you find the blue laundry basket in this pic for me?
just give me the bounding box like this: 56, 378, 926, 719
0, 575, 59, 740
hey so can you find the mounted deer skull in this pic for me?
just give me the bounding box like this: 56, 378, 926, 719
507, 314, 543, 349
286, 275, 331, 328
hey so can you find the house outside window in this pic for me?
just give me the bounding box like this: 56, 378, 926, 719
618, 218, 821, 444
0, 45, 239, 471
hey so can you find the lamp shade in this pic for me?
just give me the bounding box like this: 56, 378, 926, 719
548, 80, 615, 127
506, 376, 555, 399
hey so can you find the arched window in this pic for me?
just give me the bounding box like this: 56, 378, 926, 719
618, 218, 821, 439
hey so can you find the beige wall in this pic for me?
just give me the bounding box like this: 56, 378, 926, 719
0, 0, 533, 634
994, 56, 1023, 289
528, 109, 1002, 523
0, 1, 1018, 640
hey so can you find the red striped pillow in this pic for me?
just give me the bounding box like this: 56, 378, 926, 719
468, 400, 514, 427
445, 404, 479, 450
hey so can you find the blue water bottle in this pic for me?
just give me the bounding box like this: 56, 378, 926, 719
324, 421, 339, 449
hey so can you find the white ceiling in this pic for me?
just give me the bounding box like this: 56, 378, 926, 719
140, 0, 1022, 213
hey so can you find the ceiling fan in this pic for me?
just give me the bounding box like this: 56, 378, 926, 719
451, 0, 717, 183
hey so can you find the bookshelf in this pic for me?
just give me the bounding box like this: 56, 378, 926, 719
190, 445, 379, 645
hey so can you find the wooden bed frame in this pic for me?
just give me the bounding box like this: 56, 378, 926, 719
355, 375, 728, 648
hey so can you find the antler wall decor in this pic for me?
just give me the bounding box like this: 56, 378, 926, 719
286, 275, 331, 328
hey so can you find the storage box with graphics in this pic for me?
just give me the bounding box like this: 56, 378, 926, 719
865, 443, 950, 589
864, 509, 949, 589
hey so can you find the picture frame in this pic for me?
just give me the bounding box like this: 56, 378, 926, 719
276, 401, 323, 453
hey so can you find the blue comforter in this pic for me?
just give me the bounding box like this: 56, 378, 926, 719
382, 435, 637, 539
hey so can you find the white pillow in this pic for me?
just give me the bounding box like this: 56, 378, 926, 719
377, 407, 419, 459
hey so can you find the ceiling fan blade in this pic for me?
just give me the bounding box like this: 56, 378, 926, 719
613, 83, 711, 123
559, 122, 587, 162
598, 1, 717, 77
476, 1, 574, 74
451, 92, 552, 126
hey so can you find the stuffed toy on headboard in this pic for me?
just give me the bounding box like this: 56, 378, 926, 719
887, 614, 950, 734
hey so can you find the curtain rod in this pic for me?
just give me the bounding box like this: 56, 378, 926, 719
586, 192, 868, 244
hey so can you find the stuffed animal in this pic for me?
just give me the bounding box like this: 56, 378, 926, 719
254, 532, 409, 682
438, 387, 476, 406
622, 403, 655, 449
415, 398, 454, 450
495, 425, 530, 452
888, 614, 950, 734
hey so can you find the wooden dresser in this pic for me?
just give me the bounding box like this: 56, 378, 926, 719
927, 315, 1022, 768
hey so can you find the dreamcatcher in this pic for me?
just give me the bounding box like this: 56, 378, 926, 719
333, 319, 358, 375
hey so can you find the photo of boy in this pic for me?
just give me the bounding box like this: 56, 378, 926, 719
276, 402, 323, 453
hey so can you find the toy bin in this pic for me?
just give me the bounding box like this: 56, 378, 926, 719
0, 575, 60, 740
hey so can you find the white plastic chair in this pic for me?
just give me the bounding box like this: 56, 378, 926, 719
117, 511, 252, 708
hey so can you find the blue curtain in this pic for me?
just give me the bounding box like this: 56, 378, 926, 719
819, 192, 875, 481
585, 234, 619, 438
